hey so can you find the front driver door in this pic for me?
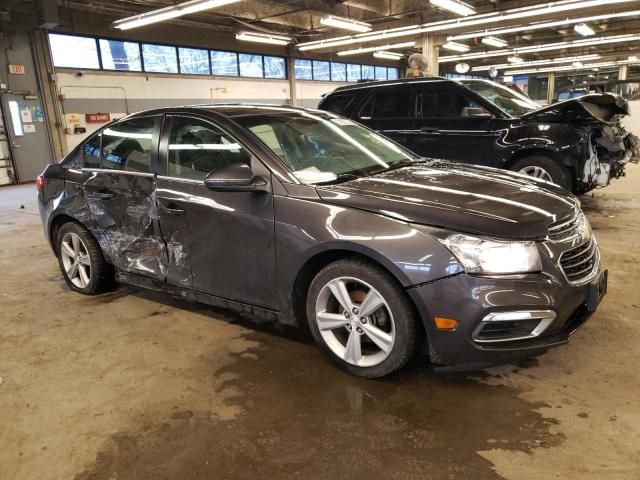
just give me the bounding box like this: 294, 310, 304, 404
156, 114, 276, 309
82, 116, 166, 279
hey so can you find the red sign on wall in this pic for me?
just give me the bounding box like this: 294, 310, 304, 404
85, 113, 110, 123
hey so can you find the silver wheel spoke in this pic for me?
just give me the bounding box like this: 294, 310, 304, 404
71, 234, 80, 255
68, 262, 79, 279
361, 323, 393, 354
77, 254, 91, 266
344, 330, 362, 364
317, 311, 350, 331
61, 241, 75, 258
358, 289, 384, 318
78, 264, 90, 286
328, 279, 354, 313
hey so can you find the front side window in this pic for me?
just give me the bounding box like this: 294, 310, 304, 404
460, 80, 540, 117
420, 85, 478, 118
235, 111, 414, 185
321, 94, 356, 115
81, 133, 102, 168
99, 39, 141, 71
100, 118, 156, 172
166, 117, 251, 180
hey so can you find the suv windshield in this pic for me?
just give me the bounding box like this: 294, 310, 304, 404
460, 80, 540, 117
234, 109, 416, 184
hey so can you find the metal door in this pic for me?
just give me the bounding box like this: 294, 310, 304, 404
1, 94, 52, 183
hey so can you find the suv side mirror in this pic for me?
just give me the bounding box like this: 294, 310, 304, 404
204, 162, 268, 192
461, 107, 492, 118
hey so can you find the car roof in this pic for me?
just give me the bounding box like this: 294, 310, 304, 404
125, 103, 335, 120
327, 76, 451, 94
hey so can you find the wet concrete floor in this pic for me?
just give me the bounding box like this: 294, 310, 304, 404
1, 165, 639, 479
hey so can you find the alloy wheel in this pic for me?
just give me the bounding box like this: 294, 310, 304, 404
60, 232, 92, 289
315, 276, 395, 367
519, 165, 553, 182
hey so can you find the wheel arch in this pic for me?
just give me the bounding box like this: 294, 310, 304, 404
506, 147, 577, 181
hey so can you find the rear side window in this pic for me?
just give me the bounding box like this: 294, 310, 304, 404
166, 117, 251, 180
101, 118, 157, 173
81, 133, 102, 168
420, 85, 477, 118
360, 87, 411, 119
321, 94, 356, 115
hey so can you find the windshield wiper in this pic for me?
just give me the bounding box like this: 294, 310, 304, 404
371, 158, 425, 175
314, 173, 362, 185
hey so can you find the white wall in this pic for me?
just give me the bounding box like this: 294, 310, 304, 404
57, 70, 346, 151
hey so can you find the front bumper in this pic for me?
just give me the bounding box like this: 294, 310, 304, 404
408, 271, 602, 368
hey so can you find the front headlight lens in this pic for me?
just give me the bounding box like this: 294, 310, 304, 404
443, 234, 542, 274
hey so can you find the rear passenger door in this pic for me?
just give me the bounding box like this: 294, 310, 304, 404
411, 84, 499, 164
82, 116, 166, 279
356, 85, 415, 148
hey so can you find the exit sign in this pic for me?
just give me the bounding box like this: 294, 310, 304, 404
8, 64, 25, 75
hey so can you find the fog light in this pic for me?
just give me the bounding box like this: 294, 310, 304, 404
434, 317, 458, 330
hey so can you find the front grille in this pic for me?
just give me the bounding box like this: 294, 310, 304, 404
548, 210, 580, 241
560, 237, 598, 283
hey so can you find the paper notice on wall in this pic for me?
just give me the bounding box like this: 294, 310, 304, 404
23, 124, 36, 133
20, 109, 32, 123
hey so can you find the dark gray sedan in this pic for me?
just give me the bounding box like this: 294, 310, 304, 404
37, 105, 607, 377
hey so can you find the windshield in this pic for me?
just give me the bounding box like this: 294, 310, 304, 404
234, 109, 415, 184
461, 80, 540, 117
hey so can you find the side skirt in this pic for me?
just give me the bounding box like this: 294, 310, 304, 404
116, 271, 281, 323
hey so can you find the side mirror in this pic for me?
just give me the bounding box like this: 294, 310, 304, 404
204, 162, 268, 192
461, 107, 492, 118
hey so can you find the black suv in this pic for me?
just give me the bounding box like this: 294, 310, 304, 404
318, 77, 635, 193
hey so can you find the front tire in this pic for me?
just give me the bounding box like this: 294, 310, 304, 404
306, 259, 417, 378
56, 222, 113, 295
511, 155, 572, 190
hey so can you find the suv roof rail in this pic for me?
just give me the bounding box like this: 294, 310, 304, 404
330, 76, 447, 92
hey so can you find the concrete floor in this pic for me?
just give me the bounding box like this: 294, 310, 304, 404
1, 166, 639, 480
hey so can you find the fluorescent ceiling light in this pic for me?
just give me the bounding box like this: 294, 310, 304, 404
573, 61, 584, 67
337, 41, 415, 56
113, 0, 242, 30
440, 33, 640, 62
471, 54, 600, 71
235, 31, 292, 45
448, 9, 640, 42
374, 51, 404, 60
508, 55, 524, 64
629, 55, 639, 62
430, 0, 475, 16
297, 0, 636, 51
574, 23, 595, 36
443, 41, 470, 52
320, 15, 372, 32
482, 36, 507, 48
505, 61, 618, 75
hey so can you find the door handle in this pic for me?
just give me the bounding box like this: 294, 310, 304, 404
164, 202, 184, 215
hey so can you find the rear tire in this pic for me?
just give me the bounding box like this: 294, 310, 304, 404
306, 258, 417, 378
55, 222, 114, 295
511, 155, 572, 190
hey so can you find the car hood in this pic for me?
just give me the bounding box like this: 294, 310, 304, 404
316, 161, 578, 240
521, 93, 629, 125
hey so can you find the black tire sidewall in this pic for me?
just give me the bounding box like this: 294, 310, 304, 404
512, 155, 572, 191
56, 222, 110, 295
306, 259, 417, 378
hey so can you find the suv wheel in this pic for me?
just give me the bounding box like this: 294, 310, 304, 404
511, 155, 572, 190
56, 222, 113, 295
306, 259, 417, 378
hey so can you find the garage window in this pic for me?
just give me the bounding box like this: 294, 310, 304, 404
239, 54, 263, 78
361, 65, 375, 80
375, 66, 388, 81
331, 63, 347, 82
313, 61, 330, 81
388, 68, 399, 80
49, 34, 100, 69
295, 59, 312, 80
347, 64, 361, 82
179, 47, 210, 75
264, 56, 286, 79
99, 39, 142, 71
142, 44, 178, 73
211, 50, 238, 76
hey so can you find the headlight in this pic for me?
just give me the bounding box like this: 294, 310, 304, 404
443, 233, 542, 274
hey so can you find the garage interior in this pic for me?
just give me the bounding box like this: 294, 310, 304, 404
1, 1, 640, 479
